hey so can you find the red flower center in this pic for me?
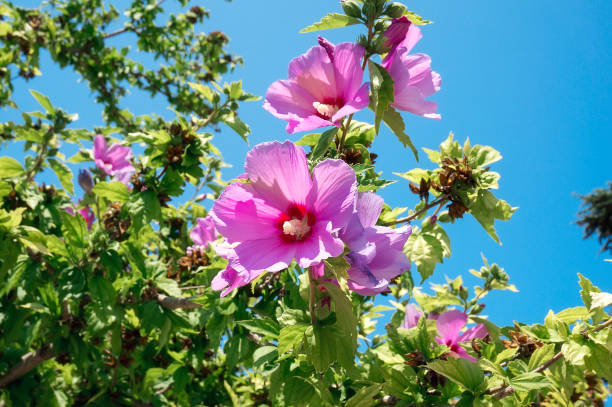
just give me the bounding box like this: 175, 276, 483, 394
313, 97, 345, 120
277, 203, 316, 243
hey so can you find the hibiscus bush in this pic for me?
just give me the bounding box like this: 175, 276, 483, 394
0, 0, 611, 406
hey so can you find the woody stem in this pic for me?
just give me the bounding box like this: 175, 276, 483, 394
382, 196, 450, 226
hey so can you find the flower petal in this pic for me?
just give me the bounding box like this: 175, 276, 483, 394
190, 216, 217, 247
356, 192, 384, 228
457, 323, 489, 342
436, 310, 467, 343
245, 141, 312, 210
289, 46, 337, 102
308, 159, 357, 229
263, 79, 318, 122
401, 304, 422, 329
233, 236, 295, 272
211, 182, 283, 243
293, 221, 345, 268
332, 42, 365, 101
331, 82, 369, 123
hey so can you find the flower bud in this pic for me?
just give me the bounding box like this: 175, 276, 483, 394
385, 2, 407, 19
459, 285, 469, 301
78, 169, 94, 193
341, 0, 362, 19
471, 304, 486, 315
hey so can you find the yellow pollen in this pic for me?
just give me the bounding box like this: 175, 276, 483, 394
313, 101, 339, 118
282, 217, 311, 240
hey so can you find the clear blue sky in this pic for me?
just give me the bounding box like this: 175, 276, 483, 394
6, 0, 612, 327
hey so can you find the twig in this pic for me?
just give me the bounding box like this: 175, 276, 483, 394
593, 317, 612, 332
102, 27, 132, 40
156, 294, 201, 310
382, 197, 450, 226
0, 345, 54, 388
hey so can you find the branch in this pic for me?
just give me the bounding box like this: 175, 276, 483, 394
156, 294, 201, 310
0, 345, 54, 388
382, 197, 449, 226
308, 267, 317, 327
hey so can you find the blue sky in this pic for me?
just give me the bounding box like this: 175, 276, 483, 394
6, 0, 612, 327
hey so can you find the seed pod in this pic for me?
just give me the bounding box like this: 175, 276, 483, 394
385, 2, 407, 19
341, 0, 362, 19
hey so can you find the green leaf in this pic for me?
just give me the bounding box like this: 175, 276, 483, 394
295, 133, 321, 147
60, 210, 87, 249
382, 106, 419, 161
345, 384, 383, 407
0, 157, 24, 178
220, 113, 250, 143
47, 158, 74, 194
591, 291, 612, 309
0, 181, 10, 198
92, 181, 129, 203
299, 13, 360, 33
188, 82, 216, 101
555, 306, 591, 324
527, 343, 556, 371
405, 226, 450, 282
467, 145, 502, 168
578, 273, 600, 310
509, 372, 552, 392
427, 358, 484, 392
29, 89, 55, 114
344, 121, 375, 147
439, 132, 462, 159
278, 324, 308, 355
368, 61, 395, 135
252, 345, 278, 367
236, 318, 280, 340
311, 127, 337, 161
402, 10, 432, 25
468, 190, 517, 244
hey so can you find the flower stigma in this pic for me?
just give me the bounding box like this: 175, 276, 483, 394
313, 101, 339, 119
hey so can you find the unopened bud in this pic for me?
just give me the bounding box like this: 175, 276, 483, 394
385, 2, 407, 19
78, 169, 94, 193
459, 285, 468, 301
341, 0, 362, 19
471, 304, 486, 315
429, 215, 437, 225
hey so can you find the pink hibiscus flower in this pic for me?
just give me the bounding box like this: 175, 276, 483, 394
401, 304, 423, 329
339, 192, 412, 295
93, 134, 135, 185
435, 310, 488, 361
381, 17, 441, 120
263, 37, 369, 133
189, 216, 217, 249
210, 140, 357, 278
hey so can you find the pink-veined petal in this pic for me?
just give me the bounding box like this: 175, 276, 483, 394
233, 236, 296, 272
401, 304, 422, 329
451, 345, 477, 362
436, 310, 467, 343
293, 221, 345, 268
211, 182, 283, 243
332, 42, 365, 101
289, 46, 337, 102
263, 79, 318, 121
245, 141, 312, 209
308, 159, 357, 229
458, 323, 489, 342
356, 192, 384, 228
331, 82, 369, 123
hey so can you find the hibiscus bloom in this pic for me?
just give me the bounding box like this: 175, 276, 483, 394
189, 216, 217, 249
401, 303, 423, 329
93, 134, 135, 185
339, 192, 411, 295
263, 37, 369, 133
435, 310, 488, 361
210, 140, 357, 276
381, 17, 441, 120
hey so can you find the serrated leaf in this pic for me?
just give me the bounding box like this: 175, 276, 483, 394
345, 384, 383, 407
252, 346, 277, 367
92, 181, 129, 203
295, 133, 321, 147
467, 145, 502, 168
509, 372, 552, 392
188, 82, 216, 102
578, 273, 600, 310
382, 106, 419, 161
468, 190, 517, 244
299, 13, 360, 33
30, 89, 55, 114
555, 306, 591, 324
402, 10, 432, 25
591, 291, 612, 309
427, 358, 484, 392
236, 318, 280, 339
368, 61, 394, 135
527, 343, 556, 371
220, 113, 250, 143
311, 127, 337, 161
0, 157, 24, 178
278, 324, 308, 355
405, 227, 450, 282
47, 158, 74, 194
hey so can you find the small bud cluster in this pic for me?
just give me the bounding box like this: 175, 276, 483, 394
103, 202, 131, 241
501, 327, 544, 359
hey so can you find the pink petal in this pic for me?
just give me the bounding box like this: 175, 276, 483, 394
401, 304, 422, 329
402, 53, 441, 97
233, 236, 295, 272
365, 225, 412, 274
287, 115, 335, 134
293, 221, 345, 268
331, 82, 370, 123
382, 22, 423, 67
308, 159, 357, 230
245, 141, 312, 209
451, 346, 477, 362
311, 262, 325, 279
347, 279, 389, 296
212, 266, 264, 297
332, 42, 365, 102
436, 310, 467, 343
93, 134, 107, 161
457, 323, 489, 342
190, 216, 217, 247
211, 182, 283, 243
356, 192, 384, 228
289, 46, 337, 102
263, 79, 318, 122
